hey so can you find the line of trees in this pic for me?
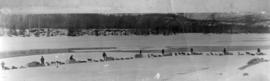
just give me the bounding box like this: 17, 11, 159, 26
1, 13, 269, 36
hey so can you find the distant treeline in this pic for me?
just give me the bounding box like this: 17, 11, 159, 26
2, 13, 270, 36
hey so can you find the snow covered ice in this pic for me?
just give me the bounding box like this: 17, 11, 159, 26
0, 34, 270, 81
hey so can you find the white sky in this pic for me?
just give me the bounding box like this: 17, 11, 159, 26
0, 0, 269, 14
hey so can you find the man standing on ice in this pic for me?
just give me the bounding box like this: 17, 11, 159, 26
161, 49, 165, 55
190, 48, 194, 53
102, 52, 107, 60
223, 48, 227, 54
40, 56, 45, 66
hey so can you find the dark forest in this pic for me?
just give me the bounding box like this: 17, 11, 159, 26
1, 13, 270, 36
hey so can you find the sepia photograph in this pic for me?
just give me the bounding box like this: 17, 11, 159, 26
0, 0, 269, 81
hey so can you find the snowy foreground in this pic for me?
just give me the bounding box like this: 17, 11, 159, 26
0, 50, 270, 81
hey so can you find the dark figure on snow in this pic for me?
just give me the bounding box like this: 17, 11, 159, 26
257, 48, 261, 52
40, 56, 45, 65
139, 50, 142, 54
102, 52, 107, 59
223, 48, 227, 54
161, 49, 165, 55
190, 48, 194, 53
69, 55, 75, 61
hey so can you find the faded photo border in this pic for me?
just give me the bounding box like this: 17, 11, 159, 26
0, 0, 270, 81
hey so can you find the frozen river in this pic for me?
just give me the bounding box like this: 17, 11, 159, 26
1, 33, 270, 58
0, 33, 270, 81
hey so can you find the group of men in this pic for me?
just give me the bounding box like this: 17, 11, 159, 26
9, 47, 263, 69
